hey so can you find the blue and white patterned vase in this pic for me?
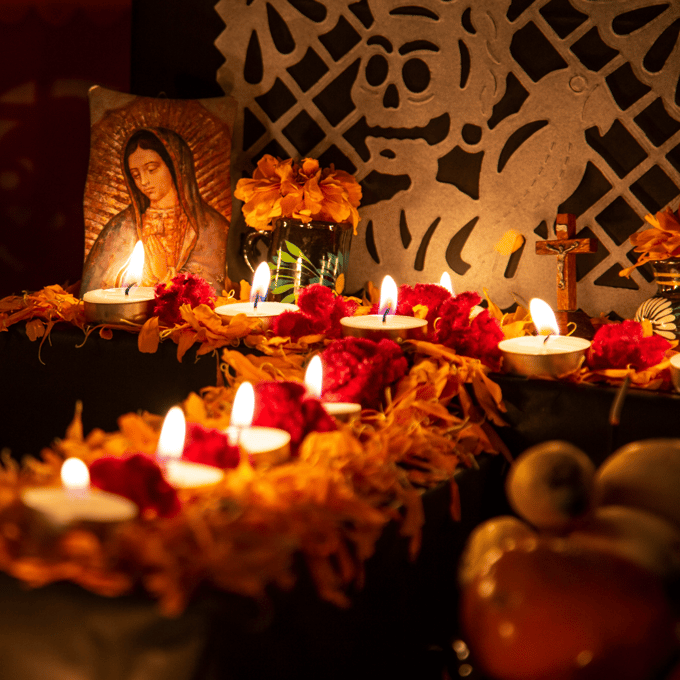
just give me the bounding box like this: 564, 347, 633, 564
635, 258, 680, 340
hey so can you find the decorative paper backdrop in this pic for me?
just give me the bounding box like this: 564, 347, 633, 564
216, 0, 680, 318
81, 87, 235, 294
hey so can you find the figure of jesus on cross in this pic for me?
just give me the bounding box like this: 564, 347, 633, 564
536, 214, 598, 336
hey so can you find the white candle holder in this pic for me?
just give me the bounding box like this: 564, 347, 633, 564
322, 401, 361, 423
21, 486, 138, 528
83, 287, 155, 325
340, 315, 427, 342
225, 425, 292, 468
215, 301, 299, 331
499, 335, 591, 378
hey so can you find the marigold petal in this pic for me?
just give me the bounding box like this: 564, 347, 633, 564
138, 317, 160, 354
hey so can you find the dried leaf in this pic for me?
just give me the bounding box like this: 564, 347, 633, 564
138, 317, 160, 353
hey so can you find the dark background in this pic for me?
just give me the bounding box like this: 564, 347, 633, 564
0, 0, 227, 299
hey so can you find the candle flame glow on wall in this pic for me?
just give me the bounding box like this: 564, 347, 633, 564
379, 275, 398, 317
61, 457, 90, 490
529, 298, 560, 336
250, 262, 271, 305
157, 406, 186, 460
439, 272, 453, 295
304, 355, 323, 399
231, 382, 255, 428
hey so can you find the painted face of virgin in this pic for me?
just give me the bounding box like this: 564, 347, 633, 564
128, 146, 178, 209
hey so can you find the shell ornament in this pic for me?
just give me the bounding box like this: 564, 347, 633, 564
635, 296, 680, 341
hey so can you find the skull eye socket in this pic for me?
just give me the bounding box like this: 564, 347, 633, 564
366, 54, 389, 86
402, 58, 430, 93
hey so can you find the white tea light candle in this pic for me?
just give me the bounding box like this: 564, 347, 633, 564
83, 287, 155, 324
498, 298, 590, 377
21, 457, 137, 527
224, 381, 291, 467
304, 355, 361, 422
157, 407, 225, 489
215, 261, 298, 329
226, 382, 256, 446
498, 335, 591, 377
83, 241, 155, 324
238, 427, 291, 466
341, 275, 426, 341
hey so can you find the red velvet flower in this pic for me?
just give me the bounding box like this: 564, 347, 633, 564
433, 292, 504, 370
89, 454, 181, 518
587, 320, 670, 371
183, 422, 240, 469
319, 337, 409, 409
272, 309, 319, 340
252, 380, 337, 455
153, 272, 217, 326
271, 284, 358, 340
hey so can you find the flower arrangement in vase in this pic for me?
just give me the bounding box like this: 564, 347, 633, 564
235, 155, 362, 302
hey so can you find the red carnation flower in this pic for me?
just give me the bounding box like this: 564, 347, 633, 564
183, 422, 240, 469
89, 454, 181, 518
587, 320, 670, 371
433, 292, 504, 370
153, 272, 217, 326
296, 284, 336, 316
252, 380, 337, 455
273, 310, 321, 339
320, 337, 408, 409
271, 284, 358, 340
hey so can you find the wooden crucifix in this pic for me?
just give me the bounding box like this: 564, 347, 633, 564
536, 214, 598, 337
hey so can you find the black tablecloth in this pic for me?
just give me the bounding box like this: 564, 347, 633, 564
493, 373, 680, 466
0, 323, 218, 459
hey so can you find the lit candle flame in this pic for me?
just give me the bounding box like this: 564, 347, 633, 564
529, 298, 560, 336
439, 272, 454, 295
304, 355, 323, 399
231, 382, 255, 429
61, 457, 90, 491
120, 241, 145, 291
157, 406, 186, 461
250, 262, 271, 308
379, 275, 398, 321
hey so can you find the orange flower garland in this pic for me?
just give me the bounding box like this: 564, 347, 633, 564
0, 341, 507, 615
234, 155, 362, 233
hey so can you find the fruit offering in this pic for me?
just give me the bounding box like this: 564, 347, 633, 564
459, 439, 680, 680
504, 440, 595, 531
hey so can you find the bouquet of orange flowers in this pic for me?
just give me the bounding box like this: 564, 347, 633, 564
234, 154, 362, 233
620, 203, 680, 277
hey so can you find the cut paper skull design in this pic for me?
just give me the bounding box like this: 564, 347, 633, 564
217, 0, 680, 318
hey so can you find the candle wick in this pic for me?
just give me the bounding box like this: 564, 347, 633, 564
253, 293, 260, 310
542, 333, 553, 345
125, 282, 137, 296
382, 306, 391, 323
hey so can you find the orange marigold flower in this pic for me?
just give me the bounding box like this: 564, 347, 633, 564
234, 155, 362, 233
620, 204, 680, 277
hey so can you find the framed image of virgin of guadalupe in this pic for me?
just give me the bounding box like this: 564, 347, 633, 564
80, 86, 236, 296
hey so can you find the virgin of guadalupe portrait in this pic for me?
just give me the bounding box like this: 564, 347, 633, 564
80, 87, 236, 296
